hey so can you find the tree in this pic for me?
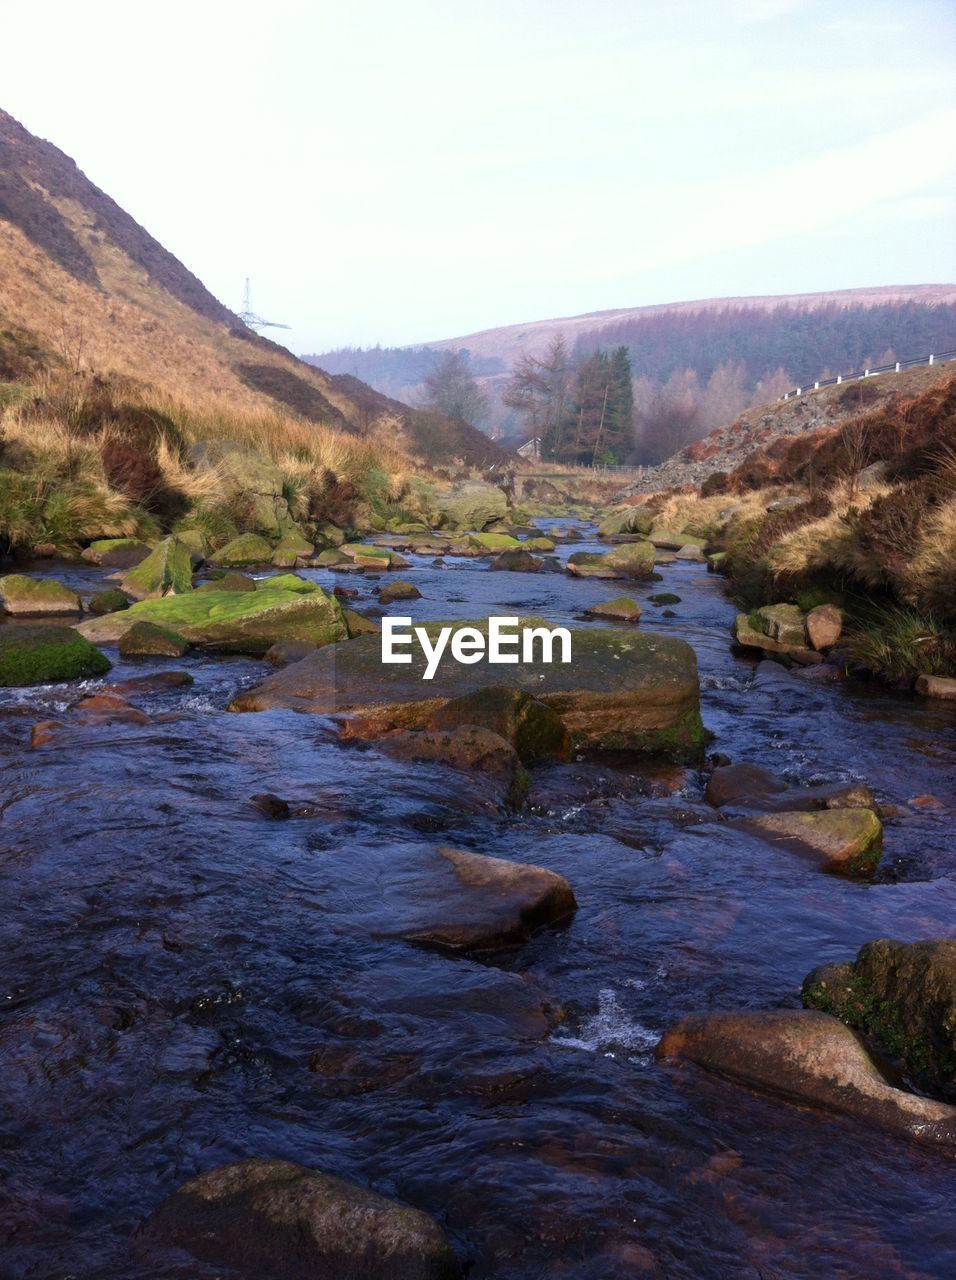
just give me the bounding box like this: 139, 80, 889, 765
503, 334, 572, 456
422, 350, 489, 426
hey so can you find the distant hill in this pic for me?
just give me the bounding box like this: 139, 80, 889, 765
423, 285, 956, 367
307, 286, 956, 453
0, 108, 507, 469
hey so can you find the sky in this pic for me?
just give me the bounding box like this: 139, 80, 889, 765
2, 0, 955, 354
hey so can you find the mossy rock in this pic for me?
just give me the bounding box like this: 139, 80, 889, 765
211, 533, 274, 567
271, 525, 314, 567
79, 579, 347, 656
603, 541, 656, 579
379, 580, 422, 605
312, 548, 350, 567
81, 538, 152, 569
650, 529, 705, 550
122, 537, 194, 600
438, 481, 508, 532
649, 593, 681, 606
749, 808, 883, 876
233, 619, 704, 760
802, 939, 956, 1101
0, 625, 111, 687
89, 588, 131, 616
756, 603, 806, 647
314, 522, 345, 547
586, 597, 642, 622
566, 552, 621, 579
169, 528, 211, 561
523, 537, 555, 552
468, 532, 521, 552
598, 507, 653, 537
707, 551, 728, 573
340, 544, 394, 569
343, 609, 380, 638
119, 621, 191, 658
0, 574, 81, 616
197, 572, 257, 593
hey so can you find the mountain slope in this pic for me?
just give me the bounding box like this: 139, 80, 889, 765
0, 108, 507, 468
425, 285, 956, 366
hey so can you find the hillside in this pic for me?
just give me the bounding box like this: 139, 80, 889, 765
620, 359, 956, 494
425, 285, 956, 366
0, 108, 506, 469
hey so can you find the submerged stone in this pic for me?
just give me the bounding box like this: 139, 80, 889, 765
142, 1158, 460, 1280
399, 847, 576, 953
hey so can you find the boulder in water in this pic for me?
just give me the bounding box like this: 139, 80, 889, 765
231, 622, 704, 760
0, 625, 111, 687
602, 541, 656, 579
400, 847, 576, 953
78, 577, 347, 656
122, 537, 194, 599
141, 1158, 461, 1279
0, 574, 81, 615
379, 580, 422, 605
705, 762, 786, 808
118, 621, 191, 658
88, 588, 131, 615
80, 537, 152, 568
802, 938, 956, 1101
747, 807, 883, 875
585, 597, 642, 623
656, 1009, 956, 1151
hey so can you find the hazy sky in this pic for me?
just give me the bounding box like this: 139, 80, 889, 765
2, 0, 955, 354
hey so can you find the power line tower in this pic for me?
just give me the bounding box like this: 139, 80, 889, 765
237, 278, 290, 332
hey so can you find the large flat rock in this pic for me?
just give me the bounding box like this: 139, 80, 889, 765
231, 619, 704, 758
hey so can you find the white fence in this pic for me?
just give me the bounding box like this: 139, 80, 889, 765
780, 349, 956, 401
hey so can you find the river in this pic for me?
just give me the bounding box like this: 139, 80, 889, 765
1, 525, 954, 1278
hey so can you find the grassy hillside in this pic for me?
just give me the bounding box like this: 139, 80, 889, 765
0, 107, 517, 556
0, 108, 507, 471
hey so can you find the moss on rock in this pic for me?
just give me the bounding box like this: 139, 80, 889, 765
122, 537, 194, 600
0, 574, 82, 616
802, 939, 956, 1100
0, 625, 111, 686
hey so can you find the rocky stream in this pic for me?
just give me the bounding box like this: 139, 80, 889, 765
0, 520, 954, 1278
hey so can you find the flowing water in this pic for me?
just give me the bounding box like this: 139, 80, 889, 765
1, 527, 954, 1278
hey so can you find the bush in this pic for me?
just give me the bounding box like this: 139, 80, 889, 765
845, 604, 956, 681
